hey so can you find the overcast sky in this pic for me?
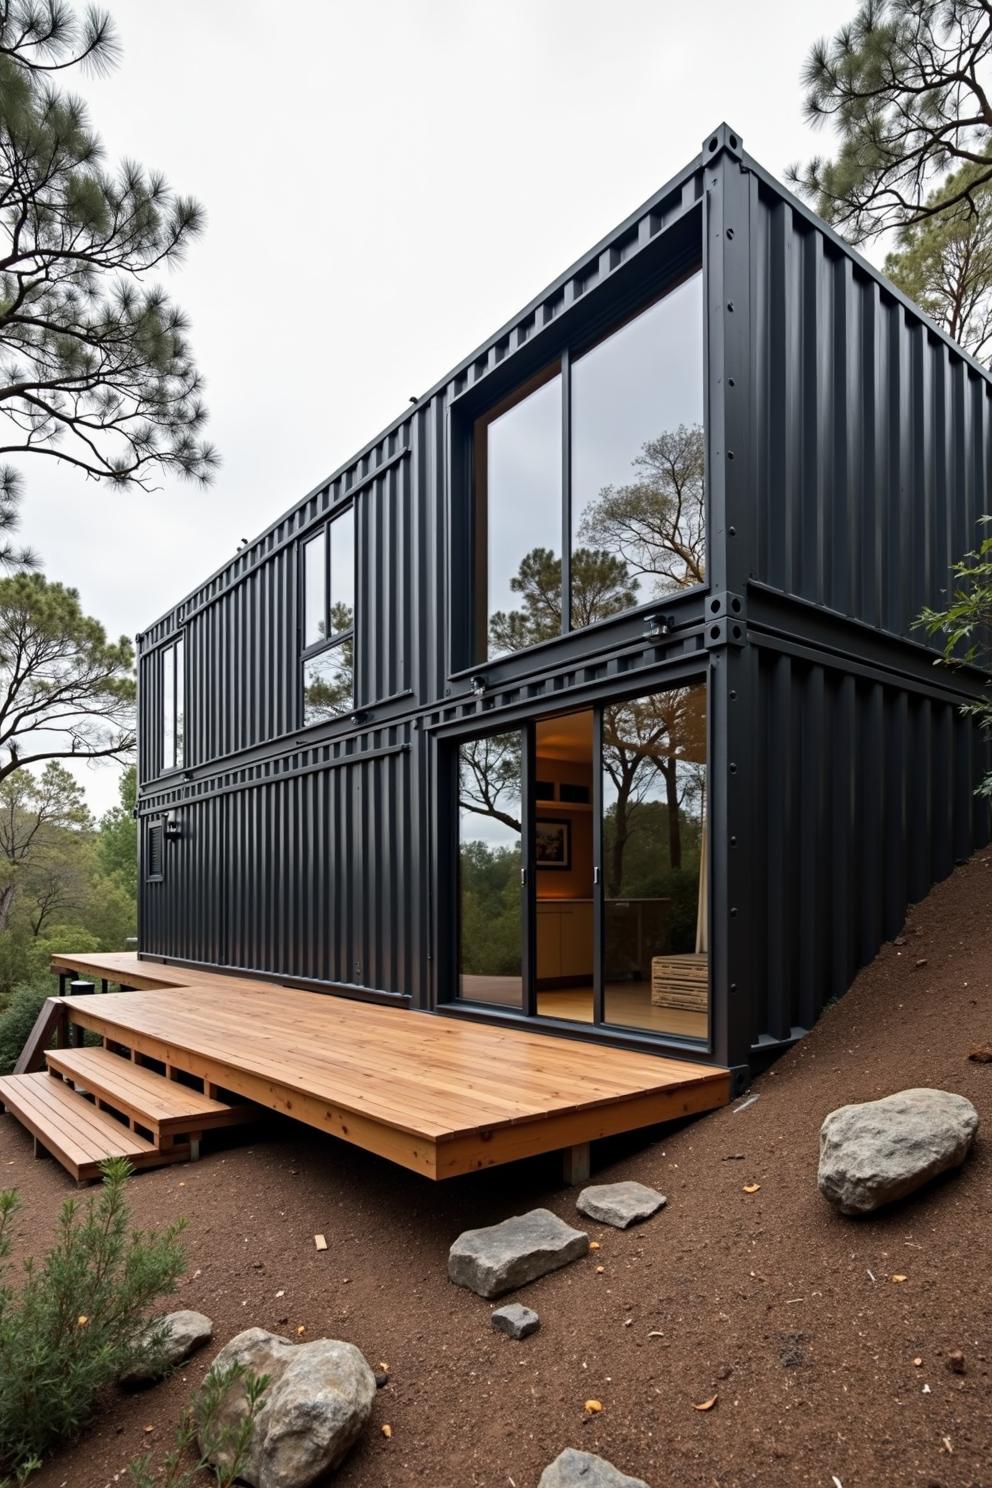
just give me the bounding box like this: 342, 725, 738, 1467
15, 0, 858, 813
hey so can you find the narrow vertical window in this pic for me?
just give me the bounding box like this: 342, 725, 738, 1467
160, 636, 185, 772
301, 504, 356, 726
303, 533, 326, 647
474, 369, 562, 661
162, 644, 175, 770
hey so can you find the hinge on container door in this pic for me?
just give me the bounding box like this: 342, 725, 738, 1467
593, 866, 601, 886
520, 867, 527, 887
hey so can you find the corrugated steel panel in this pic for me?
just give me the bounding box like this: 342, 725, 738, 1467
751, 179, 992, 635
748, 643, 990, 1047
140, 735, 417, 1000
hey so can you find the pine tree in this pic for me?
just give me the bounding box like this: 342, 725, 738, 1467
0, 1, 216, 505
790, 0, 992, 242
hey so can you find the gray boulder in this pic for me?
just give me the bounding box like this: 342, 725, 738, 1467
121, 1309, 214, 1385
576, 1181, 666, 1229
818, 1088, 979, 1216
491, 1303, 540, 1339
200, 1327, 376, 1488
539, 1448, 649, 1488
448, 1208, 588, 1298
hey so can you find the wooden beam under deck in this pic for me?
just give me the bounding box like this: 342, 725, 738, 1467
51, 953, 731, 1179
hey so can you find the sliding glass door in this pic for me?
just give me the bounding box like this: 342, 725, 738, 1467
453, 681, 709, 1044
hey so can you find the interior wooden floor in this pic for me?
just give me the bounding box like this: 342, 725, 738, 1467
49, 953, 730, 1179
458, 975, 709, 1040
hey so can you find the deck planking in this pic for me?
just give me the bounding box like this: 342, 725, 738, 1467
51, 953, 731, 1178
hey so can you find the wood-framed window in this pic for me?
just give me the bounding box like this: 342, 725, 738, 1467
300, 503, 355, 726
472, 266, 704, 663
161, 635, 185, 773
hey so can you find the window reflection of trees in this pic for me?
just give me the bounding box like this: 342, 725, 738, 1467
302, 601, 354, 724
488, 421, 705, 656
601, 686, 706, 900
458, 732, 523, 988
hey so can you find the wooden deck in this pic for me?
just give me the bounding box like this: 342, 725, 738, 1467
46, 953, 731, 1179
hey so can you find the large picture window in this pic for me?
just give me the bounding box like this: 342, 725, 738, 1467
160, 635, 184, 772
301, 505, 355, 726
472, 268, 704, 662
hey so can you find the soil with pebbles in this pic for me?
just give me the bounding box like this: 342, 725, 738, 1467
9, 851, 992, 1488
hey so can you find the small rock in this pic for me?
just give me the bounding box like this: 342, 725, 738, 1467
120, 1310, 214, 1386
200, 1327, 376, 1487
576, 1181, 666, 1229
448, 1209, 588, 1299
538, 1448, 649, 1488
374, 1369, 390, 1389
947, 1351, 966, 1374
967, 1043, 992, 1063
716, 1363, 733, 1380
818, 1088, 979, 1215
492, 1303, 540, 1339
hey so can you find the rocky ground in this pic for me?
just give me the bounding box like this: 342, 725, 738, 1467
7, 851, 992, 1488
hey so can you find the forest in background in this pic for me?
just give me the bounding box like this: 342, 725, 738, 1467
0, 763, 136, 1069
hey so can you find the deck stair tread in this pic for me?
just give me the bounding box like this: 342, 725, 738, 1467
0, 1072, 189, 1182
45, 1047, 254, 1136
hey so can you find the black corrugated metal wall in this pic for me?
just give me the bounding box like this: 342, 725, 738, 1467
135, 128, 992, 1073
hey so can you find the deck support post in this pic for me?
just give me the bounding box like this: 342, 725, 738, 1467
188, 1137, 201, 1162
67, 981, 95, 1049
561, 1141, 590, 1186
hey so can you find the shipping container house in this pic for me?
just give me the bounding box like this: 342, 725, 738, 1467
134, 124, 992, 1087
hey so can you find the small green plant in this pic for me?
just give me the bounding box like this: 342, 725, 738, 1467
0, 983, 49, 1075
0, 1157, 187, 1480
127, 1364, 268, 1488
917, 522, 992, 799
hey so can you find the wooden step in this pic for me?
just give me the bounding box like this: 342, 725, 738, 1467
46, 1047, 254, 1139
0, 1072, 190, 1183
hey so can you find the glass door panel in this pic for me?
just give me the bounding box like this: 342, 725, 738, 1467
532, 710, 596, 1024
457, 731, 525, 1007
600, 683, 708, 1039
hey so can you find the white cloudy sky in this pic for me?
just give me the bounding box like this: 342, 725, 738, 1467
13, 0, 858, 813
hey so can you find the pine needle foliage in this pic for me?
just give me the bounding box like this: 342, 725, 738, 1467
884, 154, 992, 359
0, 1157, 187, 1480
917, 519, 992, 797
0, 1, 217, 493
789, 0, 992, 242
0, 571, 135, 786
126, 1364, 269, 1488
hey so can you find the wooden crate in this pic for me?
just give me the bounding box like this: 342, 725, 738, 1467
650, 954, 709, 1012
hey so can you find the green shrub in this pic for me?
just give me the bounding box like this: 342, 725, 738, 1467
918, 522, 992, 798
127, 1364, 268, 1488
0, 1158, 187, 1481
0, 984, 50, 1076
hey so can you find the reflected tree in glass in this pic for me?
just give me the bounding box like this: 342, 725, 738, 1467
302, 601, 354, 724
457, 731, 524, 1004
488, 546, 638, 654
578, 423, 706, 595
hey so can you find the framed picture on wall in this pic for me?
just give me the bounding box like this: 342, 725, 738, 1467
535, 817, 572, 870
